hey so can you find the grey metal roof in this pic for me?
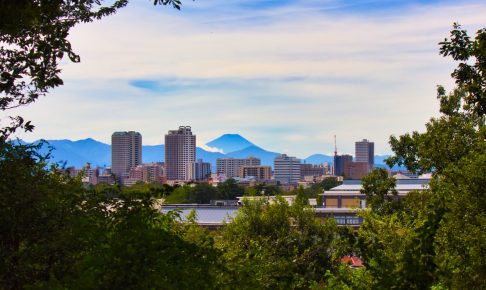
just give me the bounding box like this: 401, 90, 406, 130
329, 179, 430, 192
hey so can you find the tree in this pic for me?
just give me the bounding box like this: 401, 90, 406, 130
0, 140, 225, 289
69, 194, 223, 289
360, 168, 400, 215
189, 182, 219, 203
250, 183, 282, 196
0, 141, 86, 289
163, 184, 191, 203
359, 24, 486, 289
432, 144, 486, 289
220, 197, 338, 289
386, 23, 485, 175
216, 178, 245, 200
357, 189, 440, 289
0, 0, 185, 137
387, 24, 486, 288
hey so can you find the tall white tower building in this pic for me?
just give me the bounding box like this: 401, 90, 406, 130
165, 126, 196, 181
111, 131, 142, 179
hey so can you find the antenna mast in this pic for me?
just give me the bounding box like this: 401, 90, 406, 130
334, 135, 337, 156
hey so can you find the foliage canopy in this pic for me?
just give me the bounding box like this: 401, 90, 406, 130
358, 24, 486, 289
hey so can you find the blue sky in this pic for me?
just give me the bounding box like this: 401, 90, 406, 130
10, 0, 486, 158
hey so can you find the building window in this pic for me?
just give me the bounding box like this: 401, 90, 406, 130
335, 216, 346, 225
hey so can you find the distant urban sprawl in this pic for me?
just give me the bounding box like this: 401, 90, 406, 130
67, 126, 417, 189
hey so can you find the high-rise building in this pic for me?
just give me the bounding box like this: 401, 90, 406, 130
165, 126, 196, 181
216, 157, 261, 178
111, 131, 142, 179
355, 139, 374, 171
274, 154, 301, 184
188, 159, 212, 181
333, 154, 352, 176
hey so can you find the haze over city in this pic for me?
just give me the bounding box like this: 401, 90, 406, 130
9, 0, 486, 156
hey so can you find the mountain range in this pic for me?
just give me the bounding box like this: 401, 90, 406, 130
26, 134, 394, 170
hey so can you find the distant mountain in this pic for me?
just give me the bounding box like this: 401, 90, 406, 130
225, 145, 280, 167
374, 155, 391, 165
205, 134, 254, 154
374, 155, 407, 170
25, 137, 397, 171
196, 148, 226, 171
303, 154, 334, 164
143, 145, 164, 163
34, 138, 111, 168
27, 139, 227, 170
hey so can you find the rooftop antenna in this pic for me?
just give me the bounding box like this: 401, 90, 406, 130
334, 135, 337, 156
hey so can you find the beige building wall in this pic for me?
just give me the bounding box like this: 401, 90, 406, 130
217, 157, 260, 178
239, 166, 272, 180
342, 198, 360, 208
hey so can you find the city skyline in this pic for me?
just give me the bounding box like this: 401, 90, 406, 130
8, 0, 486, 157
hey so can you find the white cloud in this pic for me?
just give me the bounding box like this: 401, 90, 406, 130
10, 0, 486, 156
198, 143, 224, 153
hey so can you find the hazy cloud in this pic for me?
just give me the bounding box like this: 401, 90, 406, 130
12, 0, 486, 157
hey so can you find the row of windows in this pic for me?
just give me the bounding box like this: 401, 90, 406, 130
334, 216, 362, 225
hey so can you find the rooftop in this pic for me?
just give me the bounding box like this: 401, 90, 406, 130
329, 179, 430, 192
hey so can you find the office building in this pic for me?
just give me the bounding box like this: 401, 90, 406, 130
216, 157, 261, 178
188, 159, 212, 181
355, 139, 374, 171
300, 163, 327, 179
97, 174, 115, 185
333, 154, 352, 177
165, 126, 196, 181
274, 154, 301, 184
239, 165, 272, 181
111, 131, 142, 179
142, 162, 165, 183
343, 161, 369, 179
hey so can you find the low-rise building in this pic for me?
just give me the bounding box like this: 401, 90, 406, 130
126, 163, 165, 185
216, 157, 260, 178
97, 174, 115, 185
67, 165, 99, 185
317, 178, 430, 227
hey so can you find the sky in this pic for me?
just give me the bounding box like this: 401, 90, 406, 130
10, 0, 486, 158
